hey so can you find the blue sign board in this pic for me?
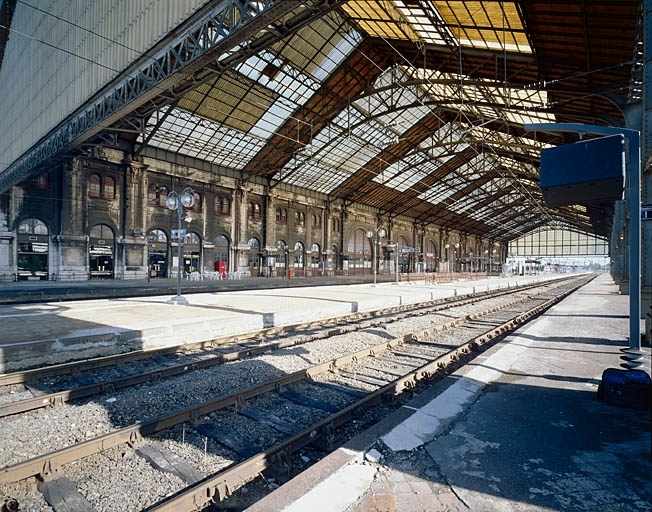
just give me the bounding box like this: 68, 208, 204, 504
539, 134, 625, 207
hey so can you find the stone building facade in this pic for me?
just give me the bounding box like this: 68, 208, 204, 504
0, 147, 507, 282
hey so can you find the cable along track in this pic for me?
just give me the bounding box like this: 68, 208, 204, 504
0, 275, 592, 512
0, 276, 571, 419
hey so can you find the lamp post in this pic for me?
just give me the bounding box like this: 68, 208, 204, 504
165, 187, 195, 305
366, 228, 387, 286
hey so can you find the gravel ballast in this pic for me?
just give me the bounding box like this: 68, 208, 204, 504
0, 279, 585, 512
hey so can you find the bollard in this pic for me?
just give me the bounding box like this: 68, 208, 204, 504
454, 288, 457, 296
473, 286, 476, 294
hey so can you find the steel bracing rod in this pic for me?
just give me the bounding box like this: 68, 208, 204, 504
349, 78, 612, 105
416, 182, 515, 226
277, 92, 550, 193
0, 0, 328, 193
382, 146, 479, 218
409, 173, 497, 224
355, 32, 558, 231
333, 116, 455, 203
450, 196, 526, 237
133, 102, 179, 158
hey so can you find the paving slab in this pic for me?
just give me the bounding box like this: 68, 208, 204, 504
251, 274, 651, 512
0, 274, 553, 373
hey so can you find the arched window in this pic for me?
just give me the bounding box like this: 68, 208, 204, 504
347, 229, 371, 271
312, 213, 321, 228
248, 237, 260, 251
18, 218, 48, 235
276, 207, 288, 224
16, 219, 49, 280
332, 218, 340, 233
148, 229, 168, 243
88, 174, 101, 198
215, 234, 230, 273
102, 176, 115, 199
294, 241, 305, 268
184, 232, 201, 246
247, 237, 261, 275
295, 211, 305, 227
90, 224, 114, 241
310, 243, 321, 268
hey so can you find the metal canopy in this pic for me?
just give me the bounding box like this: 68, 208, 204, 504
0, 0, 641, 242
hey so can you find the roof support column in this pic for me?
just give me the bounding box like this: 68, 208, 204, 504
322, 205, 333, 271
119, 159, 147, 279
264, 189, 275, 253
55, 158, 88, 281
233, 184, 251, 275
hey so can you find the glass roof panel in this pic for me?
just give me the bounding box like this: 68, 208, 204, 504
342, 1, 532, 53
143, 13, 361, 169
431, 1, 531, 53
341, 1, 419, 41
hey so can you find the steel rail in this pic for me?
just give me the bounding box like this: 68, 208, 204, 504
147, 276, 594, 511
0, 288, 510, 418
0, 275, 575, 387
0, 278, 581, 485
0, 277, 577, 418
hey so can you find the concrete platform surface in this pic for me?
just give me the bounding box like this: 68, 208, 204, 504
251, 273, 651, 512
0, 274, 405, 305
0, 274, 558, 372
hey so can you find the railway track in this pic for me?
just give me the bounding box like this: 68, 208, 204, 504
0, 276, 571, 419
0, 275, 592, 512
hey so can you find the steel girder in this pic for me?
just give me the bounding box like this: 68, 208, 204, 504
0, 0, 338, 193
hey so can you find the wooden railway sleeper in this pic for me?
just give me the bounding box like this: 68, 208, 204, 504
38, 459, 59, 481
127, 430, 142, 448
48, 395, 64, 408
146, 278, 592, 511
0, 278, 587, 490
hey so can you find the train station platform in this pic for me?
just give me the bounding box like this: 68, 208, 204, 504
252, 273, 652, 512
0, 274, 412, 305
0, 274, 559, 373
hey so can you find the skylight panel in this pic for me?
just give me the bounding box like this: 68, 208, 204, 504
393, 0, 455, 45
432, 1, 532, 53
144, 108, 266, 168
341, 0, 420, 41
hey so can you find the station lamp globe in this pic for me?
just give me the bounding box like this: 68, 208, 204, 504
165, 190, 179, 210
180, 187, 195, 208
378, 228, 387, 239
366, 230, 374, 239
